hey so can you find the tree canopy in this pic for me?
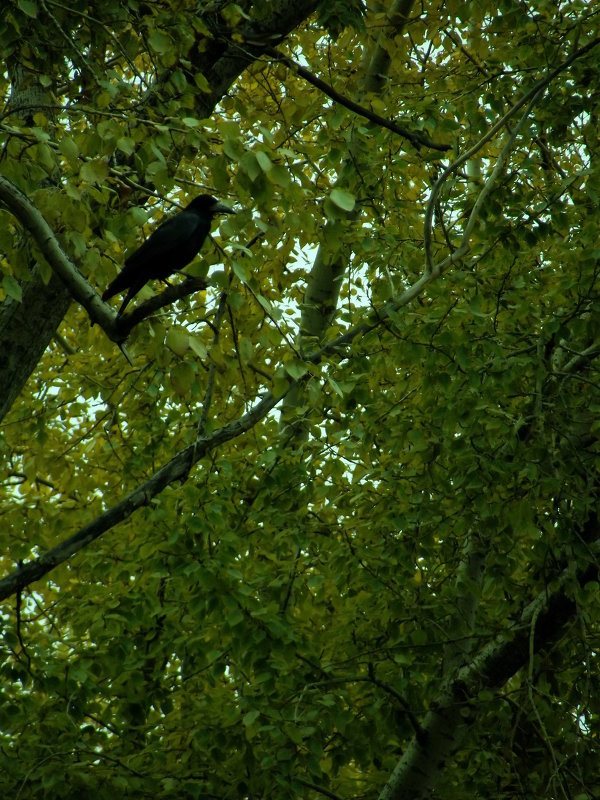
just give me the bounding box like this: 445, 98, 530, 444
1, 0, 599, 797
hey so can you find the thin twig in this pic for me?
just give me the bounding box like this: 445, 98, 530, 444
266, 46, 451, 152
423, 37, 600, 273
460, 88, 544, 250
196, 288, 230, 437
368, 662, 426, 742
40, 0, 101, 85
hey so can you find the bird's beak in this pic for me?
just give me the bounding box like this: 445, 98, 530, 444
214, 202, 235, 215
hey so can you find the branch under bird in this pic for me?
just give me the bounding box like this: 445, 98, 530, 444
102, 194, 235, 316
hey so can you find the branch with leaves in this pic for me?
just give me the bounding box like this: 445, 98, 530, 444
0, 387, 283, 600
378, 553, 598, 800
265, 46, 451, 153
0, 175, 217, 341
0, 176, 118, 331
423, 36, 600, 273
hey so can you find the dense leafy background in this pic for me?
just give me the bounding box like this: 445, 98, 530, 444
1, 0, 599, 797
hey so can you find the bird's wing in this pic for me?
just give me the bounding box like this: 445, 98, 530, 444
103, 214, 197, 300
102, 206, 211, 305
125, 210, 200, 268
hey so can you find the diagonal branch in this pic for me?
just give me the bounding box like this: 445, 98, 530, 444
458, 88, 544, 250
0, 388, 284, 601
309, 268, 435, 361
378, 553, 599, 800
0, 175, 114, 331
423, 36, 600, 273
266, 46, 451, 152
113, 277, 210, 335
0, 177, 217, 342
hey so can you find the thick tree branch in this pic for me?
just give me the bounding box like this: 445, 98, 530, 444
191, 0, 321, 117
0, 387, 284, 601
0, 269, 71, 421
0, 176, 114, 330
442, 531, 487, 677
378, 555, 599, 800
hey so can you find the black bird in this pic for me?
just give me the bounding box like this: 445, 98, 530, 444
103, 194, 235, 316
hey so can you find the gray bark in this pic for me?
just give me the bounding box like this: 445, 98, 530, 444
0, 271, 71, 422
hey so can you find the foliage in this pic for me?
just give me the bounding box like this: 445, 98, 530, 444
0, 0, 600, 798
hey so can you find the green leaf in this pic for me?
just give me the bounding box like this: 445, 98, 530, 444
116, 136, 135, 155
2, 275, 22, 302
36, 142, 57, 173
148, 30, 171, 54
238, 337, 253, 363
256, 151, 272, 173
166, 327, 190, 357
58, 136, 79, 161
170, 362, 196, 396
240, 152, 261, 182
256, 294, 281, 319
194, 72, 211, 93
232, 260, 249, 282
268, 164, 290, 187
223, 138, 245, 161
80, 159, 108, 185
330, 188, 355, 211
327, 376, 344, 396
285, 361, 308, 380
188, 336, 208, 359
17, 0, 38, 17
243, 710, 260, 726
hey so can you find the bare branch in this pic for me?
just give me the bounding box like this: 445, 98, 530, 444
112, 277, 210, 335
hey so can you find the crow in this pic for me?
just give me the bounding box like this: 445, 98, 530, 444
102, 194, 235, 316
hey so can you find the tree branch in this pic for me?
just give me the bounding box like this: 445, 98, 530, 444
266, 47, 451, 152
423, 36, 600, 273
309, 268, 435, 361
458, 88, 544, 251
378, 555, 599, 800
0, 0, 323, 423
0, 177, 213, 342
0, 176, 114, 331
0, 388, 284, 601
112, 277, 210, 335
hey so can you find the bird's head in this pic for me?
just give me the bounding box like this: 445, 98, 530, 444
188, 194, 235, 216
